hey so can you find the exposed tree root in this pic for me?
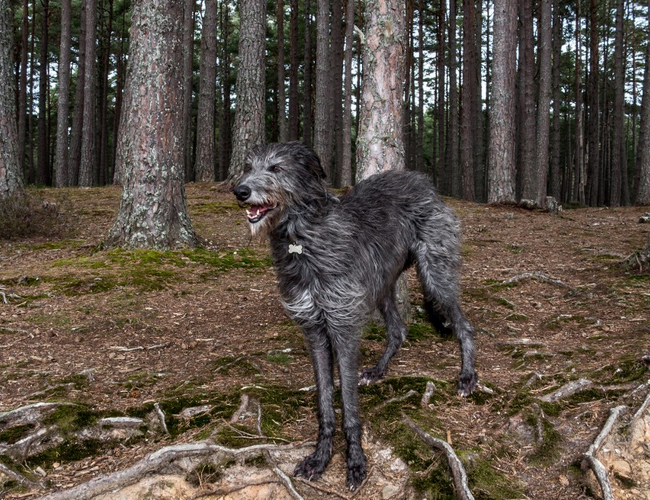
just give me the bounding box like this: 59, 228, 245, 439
0, 462, 42, 490
403, 415, 475, 500
36, 440, 310, 500
582, 405, 627, 500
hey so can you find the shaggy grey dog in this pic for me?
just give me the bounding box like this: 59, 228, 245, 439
233, 142, 477, 490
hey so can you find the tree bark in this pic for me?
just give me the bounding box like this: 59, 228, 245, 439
487, 0, 517, 204
69, 0, 87, 186
340, 0, 354, 187
276, 0, 288, 143
0, 0, 24, 198
610, 0, 625, 207
36, 0, 50, 185
460, 0, 476, 201
549, 0, 562, 201
181, 0, 194, 182
517, 0, 536, 202
55, 0, 72, 187
302, 0, 313, 146
446, 0, 460, 197
79, 0, 97, 187
194, 0, 218, 182
356, 0, 406, 179
331, 0, 344, 185
288, 0, 300, 140
218, 2, 232, 181
535, 0, 552, 207
314, 0, 333, 178
586, 0, 600, 206
18, 0, 28, 174
634, 2, 650, 205
227, 0, 266, 184
106, 0, 198, 249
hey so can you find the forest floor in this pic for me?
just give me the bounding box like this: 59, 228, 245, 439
0, 183, 649, 500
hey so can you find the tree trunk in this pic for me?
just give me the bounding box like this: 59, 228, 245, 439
98, 0, 114, 186
634, 0, 650, 205
517, 0, 536, 202
487, 0, 517, 204
446, 0, 459, 197
79, 0, 97, 187
302, 0, 313, 146
340, 0, 354, 187
356, 0, 406, 179
276, 0, 288, 143
227, 0, 266, 184
417, 0, 424, 174
0, 0, 24, 198
112, 7, 126, 184
55, 0, 72, 187
573, 1, 585, 204
106, 0, 197, 249
314, 0, 333, 178
610, 0, 624, 207
535, 0, 552, 207
194, 0, 218, 182
549, 0, 562, 201
331, 0, 344, 185
18, 0, 28, 174
69, 0, 87, 186
436, 2, 445, 187
218, 2, 232, 181
460, 0, 476, 201
288, 0, 300, 140
181, 0, 194, 182
586, 0, 600, 206
37, 0, 50, 186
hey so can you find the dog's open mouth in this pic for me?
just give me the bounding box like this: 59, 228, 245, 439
245, 204, 276, 223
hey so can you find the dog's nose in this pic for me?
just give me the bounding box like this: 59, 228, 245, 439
233, 185, 251, 201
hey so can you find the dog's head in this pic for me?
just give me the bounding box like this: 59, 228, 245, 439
233, 142, 327, 237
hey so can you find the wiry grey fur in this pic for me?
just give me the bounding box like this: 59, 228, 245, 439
233, 142, 477, 490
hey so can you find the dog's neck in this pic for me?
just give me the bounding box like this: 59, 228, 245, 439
271, 191, 338, 246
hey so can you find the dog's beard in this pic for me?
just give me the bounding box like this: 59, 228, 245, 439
248, 206, 283, 239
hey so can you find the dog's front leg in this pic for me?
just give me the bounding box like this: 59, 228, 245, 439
294, 331, 336, 482
336, 339, 368, 490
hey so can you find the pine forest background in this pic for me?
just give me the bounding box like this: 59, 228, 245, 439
5, 0, 650, 206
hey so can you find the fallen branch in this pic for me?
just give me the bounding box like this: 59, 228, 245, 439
153, 402, 169, 436
403, 415, 474, 500
539, 379, 593, 403
0, 462, 41, 490
229, 393, 250, 424
421, 381, 436, 407
492, 272, 577, 292
375, 389, 418, 412
36, 441, 309, 500
582, 405, 626, 500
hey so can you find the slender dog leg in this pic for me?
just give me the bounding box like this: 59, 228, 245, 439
294, 332, 336, 481
360, 291, 407, 385
336, 340, 367, 489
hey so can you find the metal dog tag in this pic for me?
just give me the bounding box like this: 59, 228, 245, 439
288, 243, 303, 255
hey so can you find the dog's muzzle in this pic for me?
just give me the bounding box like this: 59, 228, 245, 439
233, 184, 277, 224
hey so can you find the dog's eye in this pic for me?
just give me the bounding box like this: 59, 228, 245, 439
268, 164, 281, 173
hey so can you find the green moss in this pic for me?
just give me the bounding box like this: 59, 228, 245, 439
244, 454, 268, 467
467, 457, 524, 499
266, 352, 292, 364
214, 356, 260, 376
526, 416, 562, 465
504, 313, 528, 322
363, 323, 386, 341
28, 439, 106, 468
407, 322, 437, 341
0, 424, 35, 444
592, 357, 648, 384
43, 405, 99, 433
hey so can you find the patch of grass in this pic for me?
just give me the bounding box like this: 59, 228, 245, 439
407, 322, 437, 341
182, 248, 271, 272
363, 323, 386, 341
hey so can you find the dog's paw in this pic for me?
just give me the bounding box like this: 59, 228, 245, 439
345, 452, 367, 490
294, 454, 328, 481
359, 367, 384, 386
457, 371, 478, 397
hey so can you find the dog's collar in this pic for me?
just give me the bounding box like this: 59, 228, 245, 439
288, 243, 303, 255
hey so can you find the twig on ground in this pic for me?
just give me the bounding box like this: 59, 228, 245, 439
421, 381, 436, 407
492, 272, 577, 292
272, 466, 305, 500
403, 414, 474, 500
153, 402, 169, 436
375, 390, 418, 412
295, 477, 350, 500
539, 379, 593, 403
215, 355, 250, 372
256, 400, 263, 436
582, 405, 626, 500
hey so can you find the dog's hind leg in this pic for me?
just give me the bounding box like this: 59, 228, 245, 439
294, 330, 336, 482
359, 290, 407, 385
334, 335, 367, 490
414, 245, 478, 396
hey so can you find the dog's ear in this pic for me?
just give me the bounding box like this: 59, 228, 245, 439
294, 143, 326, 180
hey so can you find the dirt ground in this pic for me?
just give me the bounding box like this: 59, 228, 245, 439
1, 184, 649, 500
